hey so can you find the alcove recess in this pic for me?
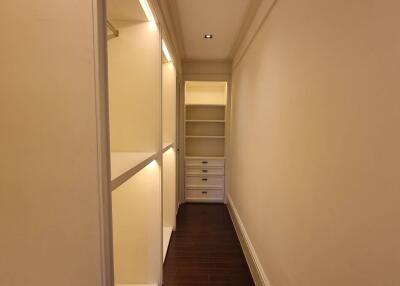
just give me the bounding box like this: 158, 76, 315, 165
184, 81, 227, 203
162, 54, 177, 262
107, 0, 162, 284
185, 81, 227, 158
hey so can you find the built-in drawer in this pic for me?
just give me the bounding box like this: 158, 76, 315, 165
185, 158, 224, 167
185, 188, 224, 201
185, 166, 224, 175
185, 175, 224, 188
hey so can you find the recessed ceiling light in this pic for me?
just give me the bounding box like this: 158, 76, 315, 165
204, 34, 213, 39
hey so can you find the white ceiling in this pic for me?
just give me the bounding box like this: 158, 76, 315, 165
174, 0, 256, 60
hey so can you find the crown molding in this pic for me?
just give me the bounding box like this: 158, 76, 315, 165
228, 0, 263, 59
233, 0, 278, 69
164, 0, 186, 58
150, 0, 184, 75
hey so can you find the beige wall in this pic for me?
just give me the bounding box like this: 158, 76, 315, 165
0, 0, 111, 285
163, 149, 176, 228
229, 0, 400, 285
108, 21, 161, 152
112, 161, 161, 284
162, 62, 177, 145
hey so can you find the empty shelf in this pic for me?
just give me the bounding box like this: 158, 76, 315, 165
185, 103, 226, 107
185, 136, 225, 139
111, 152, 159, 191
185, 119, 225, 123
163, 226, 173, 263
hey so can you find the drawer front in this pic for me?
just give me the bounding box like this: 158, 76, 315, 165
185, 188, 224, 201
186, 166, 224, 175
186, 158, 224, 167
185, 175, 224, 188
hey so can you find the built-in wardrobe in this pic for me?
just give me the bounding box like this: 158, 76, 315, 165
1, 0, 177, 286
184, 81, 228, 202
108, 0, 177, 284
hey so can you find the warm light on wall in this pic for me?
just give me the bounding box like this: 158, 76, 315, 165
162, 40, 172, 62
139, 0, 156, 24
164, 146, 174, 154
148, 159, 159, 169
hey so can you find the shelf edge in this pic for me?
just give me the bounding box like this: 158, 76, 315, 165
162, 142, 174, 153
111, 152, 159, 191
185, 136, 225, 139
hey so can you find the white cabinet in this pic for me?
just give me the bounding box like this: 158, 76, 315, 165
185, 157, 225, 202
186, 188, 224, 201
185, 175, 224, 188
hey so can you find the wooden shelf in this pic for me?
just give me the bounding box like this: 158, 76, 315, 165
186, 136, 225, 139
163, 226, 173, 263
162, 142, 174, 153
185, 120, 225, 123
111, 152, 159, 191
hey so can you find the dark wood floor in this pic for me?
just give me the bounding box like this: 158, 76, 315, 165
163, 203, 255, 286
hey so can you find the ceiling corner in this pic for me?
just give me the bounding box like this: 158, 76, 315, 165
163, 0, 186, 59
228, 0, 263, 59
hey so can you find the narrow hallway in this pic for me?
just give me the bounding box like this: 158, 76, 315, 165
164, 204, 254, 286
2, 0, 400, 285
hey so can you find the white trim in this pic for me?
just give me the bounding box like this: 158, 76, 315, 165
233, 0, 278, 70
226, 193, 271, 286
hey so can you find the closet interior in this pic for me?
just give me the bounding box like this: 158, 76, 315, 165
107, 0, 176, 284
184, 81, 228, 202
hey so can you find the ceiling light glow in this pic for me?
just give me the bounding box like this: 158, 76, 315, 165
139, 0, 156, 24
204, 34, 213, 39
162, 40, 172, 62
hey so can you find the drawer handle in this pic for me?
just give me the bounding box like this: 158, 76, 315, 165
202, 178, 208, 181
202, 191, 208, 194
202, 170, 208, 173
202, 161, 208, 164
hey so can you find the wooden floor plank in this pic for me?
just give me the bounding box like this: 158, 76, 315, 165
164, 203, 255, 286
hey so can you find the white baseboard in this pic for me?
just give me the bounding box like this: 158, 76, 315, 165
226, 193, 271, 286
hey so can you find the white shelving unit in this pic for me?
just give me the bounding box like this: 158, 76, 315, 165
184, 81, 228, 202
3, 0, 178, 285
107, 0, 167, 284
